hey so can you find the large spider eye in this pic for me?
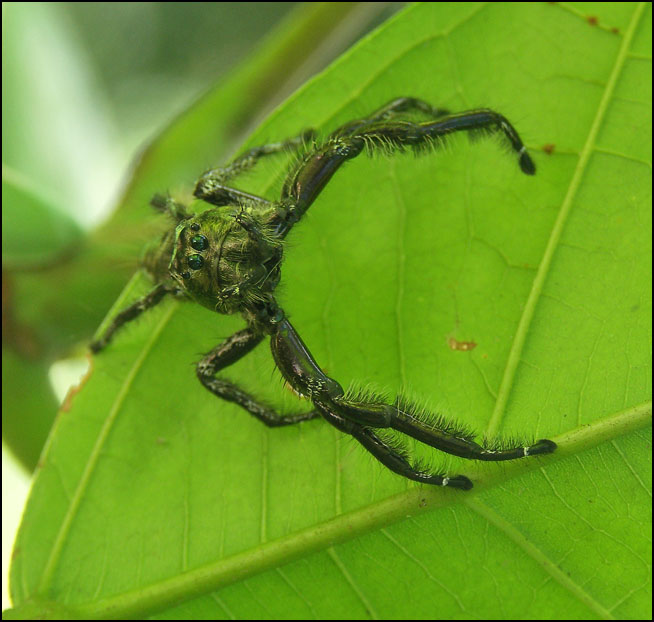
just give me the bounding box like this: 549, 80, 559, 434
188, 254, 204, 270
190, 234, 209, 251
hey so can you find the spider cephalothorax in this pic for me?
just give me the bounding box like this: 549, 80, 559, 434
168, 206, 283, 315
92, 97, 556, 490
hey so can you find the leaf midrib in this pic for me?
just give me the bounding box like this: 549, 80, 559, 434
55, 399, 651, 619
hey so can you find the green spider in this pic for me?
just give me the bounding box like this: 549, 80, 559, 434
92, 97, 556, 490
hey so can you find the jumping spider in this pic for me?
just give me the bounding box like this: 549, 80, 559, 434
91, 97, 556, 490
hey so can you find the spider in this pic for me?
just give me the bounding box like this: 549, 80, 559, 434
91, 97, 556, 490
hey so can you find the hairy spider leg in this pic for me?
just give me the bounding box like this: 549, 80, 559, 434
193, 99, 449, 233
272, 104, 535, 237
383, 405, 556, 460
332, 96, 451, 138
344, 425, 474, 490
194, 130, 315, 208
90, 282, 179, 353
196, 326, 320, 426
267, 311, 554, 487
267, 312, 473, 488
331, 391, 556, 460
366, 96, 451, 120
319, 406, 473, 489
196, 99, 449, 215
416, 109, 536, 175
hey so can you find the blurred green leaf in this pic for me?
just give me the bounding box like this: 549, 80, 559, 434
1, 348, 59, 469
2, 168, 83, 269
8, 3, 651, 620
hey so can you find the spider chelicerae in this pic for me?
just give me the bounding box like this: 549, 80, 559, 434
91, 97, 556, 490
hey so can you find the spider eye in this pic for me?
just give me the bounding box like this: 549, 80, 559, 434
181, 271, 191, 279
190, 223, 201, 231
190, 234, 209, 251
188, 254, 204, 270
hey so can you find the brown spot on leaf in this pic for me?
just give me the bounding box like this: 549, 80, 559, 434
448, 337, 477, 352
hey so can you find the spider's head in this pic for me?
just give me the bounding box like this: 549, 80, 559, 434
168, 207, 282, 315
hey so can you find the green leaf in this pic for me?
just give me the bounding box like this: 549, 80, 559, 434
9, 3, 651, 620
2, 167, 83, 269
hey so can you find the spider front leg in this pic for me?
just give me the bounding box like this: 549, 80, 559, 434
273, 99, 536, 237
197, 326, 320, 427
267, 312, 474, 489
267, 310, 556, 489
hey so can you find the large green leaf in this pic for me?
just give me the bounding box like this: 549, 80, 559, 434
8, 3, 651, 619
